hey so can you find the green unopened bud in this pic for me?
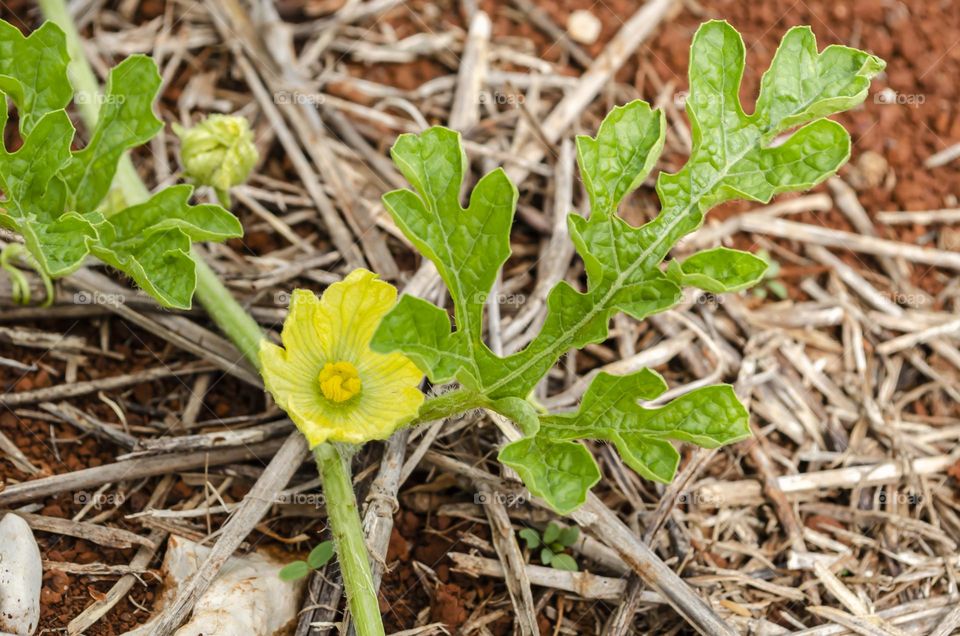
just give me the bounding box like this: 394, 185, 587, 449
174, 114, 258, 198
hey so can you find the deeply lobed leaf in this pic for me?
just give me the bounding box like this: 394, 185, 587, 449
0, 21, 73, 134
500, 369, 750, 512
91, 185, 242, 308
61, 55, 163, 213
374, 20, 883, 512
0, 20, 242, 309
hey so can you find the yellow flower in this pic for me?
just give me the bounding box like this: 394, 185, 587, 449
259, 269, 425, 447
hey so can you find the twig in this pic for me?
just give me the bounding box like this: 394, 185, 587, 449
12, 512, 155, 550
875, 208, 960, 225
0, 361, 215, 408
0, 438, 286, 506
740, 216, 960, 270
476, 482, 539, 635
698, 454, 959, 506
449, 11, 490, 131
449, 552, 663, 602
924, 142, 960, 168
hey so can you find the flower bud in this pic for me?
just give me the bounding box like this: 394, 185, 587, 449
174, 114, 258, 194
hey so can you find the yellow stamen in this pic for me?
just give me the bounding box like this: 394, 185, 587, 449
319, 361, 362, 402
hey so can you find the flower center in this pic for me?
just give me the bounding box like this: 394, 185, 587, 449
318, 361, 362, 403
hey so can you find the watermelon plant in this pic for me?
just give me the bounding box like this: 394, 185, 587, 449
0, 10, 882, 636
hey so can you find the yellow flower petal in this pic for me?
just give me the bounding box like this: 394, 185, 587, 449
319, 269, 399, 361
280, 288, 331, 369
259, 269, 425, 447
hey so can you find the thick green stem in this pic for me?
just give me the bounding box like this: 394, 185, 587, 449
412, 387, 483, 424
193, 256, 263, 368
314, 444, 385, 636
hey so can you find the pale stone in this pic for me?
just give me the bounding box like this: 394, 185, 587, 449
123, 535, 305, 636
0, 514, 42, 636
847, 150, 889, 191
567, 10, 602, 45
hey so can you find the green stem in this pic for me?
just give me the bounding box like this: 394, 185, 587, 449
412, 387, 483, 425
314, 443, 385, 636
193, 256, 263, 368
0, 245, 32, 305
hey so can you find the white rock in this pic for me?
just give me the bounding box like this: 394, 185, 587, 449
0, 513, 42, 636
123, 535, 304, 636
567, 10, 602, 45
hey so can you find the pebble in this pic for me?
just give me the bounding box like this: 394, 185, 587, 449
567, 10, 602, 45
121, 536, 305, 635
0, 513, 42, 635
847, 150, 889, 191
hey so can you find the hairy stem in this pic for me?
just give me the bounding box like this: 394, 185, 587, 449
412, 387, 483, 424
314, 443, 385, 636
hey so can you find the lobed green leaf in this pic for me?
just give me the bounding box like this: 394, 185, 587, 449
0, 21, 72, 133
0, 104, 94, 278
500, 369, 750, 510
91, 186, 242, 309
374, 20, 883, 513
668, 247, 768, 293
499, 435, 600, 514
0, 20, 243, 309
61, 55, 163, 212
576, 101, 665, 219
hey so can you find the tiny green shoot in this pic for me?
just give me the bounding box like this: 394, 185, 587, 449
278, 540, 336, 582
519, 523, 581, 571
